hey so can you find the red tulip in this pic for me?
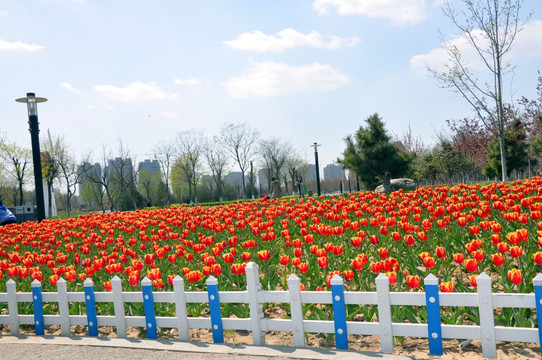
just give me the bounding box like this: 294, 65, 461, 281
507, 269, 523, 285
257, 250, 270, 261
490, 253, 505, 266
469, 274, 478, 288
343, 270, 354, 280
103, 280, 112, 291
386, 271, 397, 285
453, 253, 465, 264
465, 259, 478, 272
435, 246, 446, 259
439, 281, 455, 292
351, 257, 364, 270
532, 252, 542, 265
280, 255, 290, 266
406, 275, 420, 289
317, 256, 328, 268
509, 246, 523, 258
297, 262, 308, 273
404, 234, 415, 246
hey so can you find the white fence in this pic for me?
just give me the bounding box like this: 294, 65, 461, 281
0, 262, 541, 359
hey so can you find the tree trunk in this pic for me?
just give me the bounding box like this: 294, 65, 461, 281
382, 175, 392, 193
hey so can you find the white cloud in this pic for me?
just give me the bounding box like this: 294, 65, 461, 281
313, 0, 427, 25
0, 39, 44, 52
410, 20, 542, 70
225, 61, 349, 99
224, 28, 360, 52
93, 81, 177, 102
0, 10, 8, 16
515, 20, 542, 59
173, 78, 201, 85
160, 111, 178, 118
104, 104, 115, 110
60, 82, 81, 94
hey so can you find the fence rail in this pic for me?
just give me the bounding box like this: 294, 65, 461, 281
1, 262, 541, 359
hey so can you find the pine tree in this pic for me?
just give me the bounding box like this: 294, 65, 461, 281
339, 113, 409, 192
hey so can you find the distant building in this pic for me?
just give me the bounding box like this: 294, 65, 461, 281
138, 159, 160, 175
323, 163, 343, 181
303, 164, 316, 183
224, 172, 244, 187
105, 157, 133, 179
77, 162, 102, 194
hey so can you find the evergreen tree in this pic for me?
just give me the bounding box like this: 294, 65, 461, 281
483, 119, 528, 178
339, 113, 409, 192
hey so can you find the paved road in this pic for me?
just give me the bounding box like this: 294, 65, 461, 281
0, 336, 415, 360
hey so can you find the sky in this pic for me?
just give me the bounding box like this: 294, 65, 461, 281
1, 0, 542, 170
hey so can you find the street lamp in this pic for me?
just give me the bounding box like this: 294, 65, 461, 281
311, 142, 321, 196
16, 93, 47, 222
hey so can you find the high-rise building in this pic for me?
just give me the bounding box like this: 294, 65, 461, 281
105, 157, 133, 179
323, 163, 343, 181
224, 172, 244, 187
77, 162, 102, 194
138, 159, 161, 175
303, 164, 316, 183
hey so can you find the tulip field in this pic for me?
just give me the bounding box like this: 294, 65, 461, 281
1, 178, 542, 330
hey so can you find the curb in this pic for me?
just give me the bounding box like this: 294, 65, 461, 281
0, 335, 415, 360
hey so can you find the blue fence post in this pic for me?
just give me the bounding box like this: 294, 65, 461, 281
533, 273, 542, 355
206, 275, 223, 343
31, 279, 44, 335
141, 277, 157, 339
331, 274, 348, 349
84, 278, 98, 336
424, 274, 443, 355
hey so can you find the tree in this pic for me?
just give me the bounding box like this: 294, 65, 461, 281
339, 113, 410, 192
58, 149, 86, 217
152, 140, 175, 207
41, 130, 64, 217
204, 136, 229, 204
220, 123, 259, 200
258, 137, 292, 179
0, 141, 32, 205
431, 0, 530, 182
283, 153, 307, 195
176, 130, 204, 204
483, 119, 528, 178
432, 139, 465, 181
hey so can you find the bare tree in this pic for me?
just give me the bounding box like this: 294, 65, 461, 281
258, 137, 292, 179
220, 123, 259, 200
152, 140, 175, 207
0, 141, 32, 205
177, 130, 205, 204
430, 0, 531, 181
59, 149, 87, 217
41, 130, 64, 217
204, 136, 229, 204
284, 152, 308, 195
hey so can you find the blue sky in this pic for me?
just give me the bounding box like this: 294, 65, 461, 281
1, 0, 541, 168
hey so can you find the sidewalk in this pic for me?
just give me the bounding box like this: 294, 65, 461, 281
0, 335, 416, 360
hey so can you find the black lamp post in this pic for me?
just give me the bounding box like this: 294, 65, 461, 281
16, 93, 47, 222
311, 142, 321, 196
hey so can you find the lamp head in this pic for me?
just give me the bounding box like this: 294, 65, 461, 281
16, 93, 47, 116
